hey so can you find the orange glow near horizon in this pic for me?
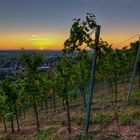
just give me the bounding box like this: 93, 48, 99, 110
0, 33, 66, 50
101, 33, 139, 49
0, 32, 138, 50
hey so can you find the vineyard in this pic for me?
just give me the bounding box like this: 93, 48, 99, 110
0, 14, 140, 140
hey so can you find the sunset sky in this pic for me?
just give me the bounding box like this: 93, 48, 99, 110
0, 0, 140, 50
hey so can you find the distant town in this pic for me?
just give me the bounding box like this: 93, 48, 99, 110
0, 50, 62, 80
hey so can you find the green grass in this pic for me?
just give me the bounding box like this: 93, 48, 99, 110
93, 113, 110, 125
119, 115, 131, 125
34, 128, 56, 140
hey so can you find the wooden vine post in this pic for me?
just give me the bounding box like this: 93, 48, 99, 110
127, 36, 140, 103
85, 25, 101, 133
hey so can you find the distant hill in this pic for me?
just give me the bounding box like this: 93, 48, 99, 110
0, 50, 62, 57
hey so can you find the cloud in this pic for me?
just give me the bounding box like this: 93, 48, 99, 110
28, 38, 48, 41
31, 35, 38, 37
28, 35, 48, 41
